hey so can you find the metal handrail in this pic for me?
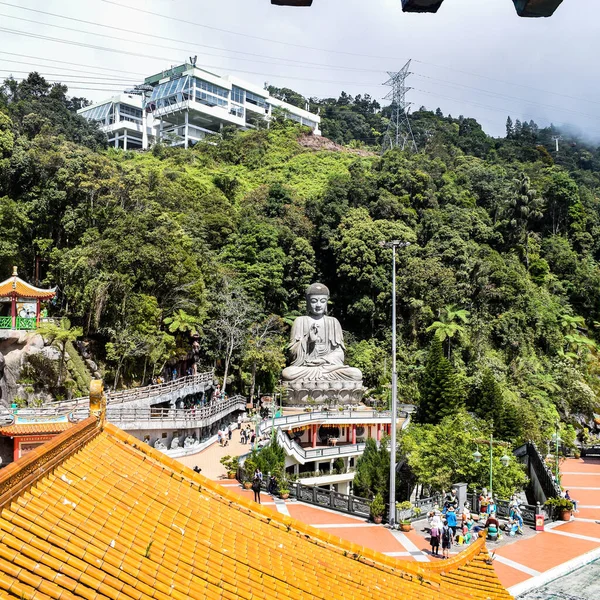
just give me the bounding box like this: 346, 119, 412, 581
42, 369, 215, 410
13, 395, 245, 426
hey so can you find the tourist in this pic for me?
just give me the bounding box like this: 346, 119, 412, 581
441, 520, 453, 559
240, 428, 246, 445
217, 429, 222, 446
565, 490, 579, 512
228, 425, 233, 441
172, 368, 178, 381
443, 488, 458, 514
252, 477, 262, 504
268, 473, 278, 495
429, 514, 441, 557
446, 505, 458, 536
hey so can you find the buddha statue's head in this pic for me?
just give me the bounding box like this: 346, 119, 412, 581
306, 283, 329, 318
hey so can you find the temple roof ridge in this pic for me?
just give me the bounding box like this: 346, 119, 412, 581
0, 408, 512, 599
0, 267, 56, 299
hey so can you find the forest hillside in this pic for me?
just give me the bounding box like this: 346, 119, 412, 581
2, 73, 600, 447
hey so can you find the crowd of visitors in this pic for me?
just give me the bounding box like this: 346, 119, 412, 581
427, 487, 525, 558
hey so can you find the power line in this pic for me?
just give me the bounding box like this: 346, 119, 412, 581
0, 3, 383, 74
0, 50, 147, 77
0, 27, 383, 87
0, 69, 137, 83
414, 74, 600, 121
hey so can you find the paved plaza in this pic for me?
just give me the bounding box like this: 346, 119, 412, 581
182, 441, 600, 597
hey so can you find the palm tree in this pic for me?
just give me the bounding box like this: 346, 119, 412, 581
37, 318, 83, 386
426, 304, 470, 359
508, 174, 544, 269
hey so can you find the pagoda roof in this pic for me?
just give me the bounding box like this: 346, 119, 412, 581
0, 422, 73, 436
0, 415, 512, 600
0, 267, 56, 300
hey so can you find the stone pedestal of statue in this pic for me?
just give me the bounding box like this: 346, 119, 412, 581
283, 378, 365, 405
281, 282, 365, 406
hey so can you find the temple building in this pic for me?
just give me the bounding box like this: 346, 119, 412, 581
0, 381, 512, 600
0, 267, 55, 331
0, 414, 73, 463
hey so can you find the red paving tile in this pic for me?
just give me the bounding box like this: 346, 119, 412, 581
552, 519, 600, 538
561, 474, 600, 487
562, 458, 600, 473
318, 525, 409, 554
496, 530, 598, 572
575, 507, 600, 519
286, 503, 366, 525
492, 561, 532, 589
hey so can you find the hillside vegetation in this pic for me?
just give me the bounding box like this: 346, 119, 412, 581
2, 73, 600, 447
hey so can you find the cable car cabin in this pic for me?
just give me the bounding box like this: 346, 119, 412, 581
271, 0, 313, 5
512, 0, 563, 17
401, 0, 445, 12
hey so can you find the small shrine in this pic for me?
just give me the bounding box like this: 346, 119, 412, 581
0, 266, 56, 330
0, 413, 73, 462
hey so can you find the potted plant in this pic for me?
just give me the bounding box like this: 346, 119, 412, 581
545, 497, 574, 521
396, 500, 414, 531
370, 493, 385, 524
279, 487, 290, 499
219, 455, 239, 479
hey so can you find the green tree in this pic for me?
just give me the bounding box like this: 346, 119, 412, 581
416, 337, 463, 425
353, 437, 390, 499
425, 304, 470, 359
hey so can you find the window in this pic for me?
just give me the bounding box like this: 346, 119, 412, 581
81, 102, 112, 123
150, 76, 191, 101
119, 104, 142, 121
229, 104, 244, 119
231, 86, 245, 104
245, 91, 267, 109
193, 78, 229, 108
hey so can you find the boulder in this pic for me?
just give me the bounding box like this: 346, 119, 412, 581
86, 359, 98, 372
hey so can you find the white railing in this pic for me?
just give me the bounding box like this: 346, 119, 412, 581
255, 409, 409, 464
42, 370, 215, 411
10, 394, 245, 430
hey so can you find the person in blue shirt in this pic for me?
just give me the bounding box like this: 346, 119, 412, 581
446, 505, 458, 536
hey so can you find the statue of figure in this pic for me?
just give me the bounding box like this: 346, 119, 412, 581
154, 439, 167, 450
282, 283, 362, 382
170, 436, 180, 450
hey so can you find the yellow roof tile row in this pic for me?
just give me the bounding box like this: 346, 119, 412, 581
0, 417, 512, 600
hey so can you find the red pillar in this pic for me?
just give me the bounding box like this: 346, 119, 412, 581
377, 423, 381, 442
13, 438, 20, 462
352, 424, 356, 444
10, 296, 16, 330
346, 426, 349, 442
36, 298, 41, 327
312, 424, 317, 448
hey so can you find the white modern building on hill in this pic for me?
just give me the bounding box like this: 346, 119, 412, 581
78, 63, 321, 149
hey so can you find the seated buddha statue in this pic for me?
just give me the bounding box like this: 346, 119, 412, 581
281, 283, 362, 383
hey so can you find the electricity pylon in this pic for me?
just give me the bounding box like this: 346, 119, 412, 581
382, 60, 418, 154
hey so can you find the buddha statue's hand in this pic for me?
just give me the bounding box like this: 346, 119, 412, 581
305, 357, 327, 366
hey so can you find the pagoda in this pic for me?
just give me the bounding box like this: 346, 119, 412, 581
0, 266, 56, 330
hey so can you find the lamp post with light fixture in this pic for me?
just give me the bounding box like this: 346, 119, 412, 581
379, 240, 411, 526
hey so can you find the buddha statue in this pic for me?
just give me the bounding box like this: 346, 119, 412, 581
282, 283, 363, 404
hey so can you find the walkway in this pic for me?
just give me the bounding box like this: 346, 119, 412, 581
177, 426, 252, 479
188, 452, 600, 597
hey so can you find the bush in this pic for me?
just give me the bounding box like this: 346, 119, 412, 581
544, 497, 574, 515
370, 492, 385, 518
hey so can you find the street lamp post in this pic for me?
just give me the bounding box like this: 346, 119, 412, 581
473, 428, 511, 501
552, 422, 561, 484
379, 240, 410, 526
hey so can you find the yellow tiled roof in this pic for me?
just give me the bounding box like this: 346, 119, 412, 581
0, 415, 512, 600
0, 276, 56, 299
0, 423, 73, 436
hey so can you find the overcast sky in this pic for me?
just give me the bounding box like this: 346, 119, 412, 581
0, 0, 597, 138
